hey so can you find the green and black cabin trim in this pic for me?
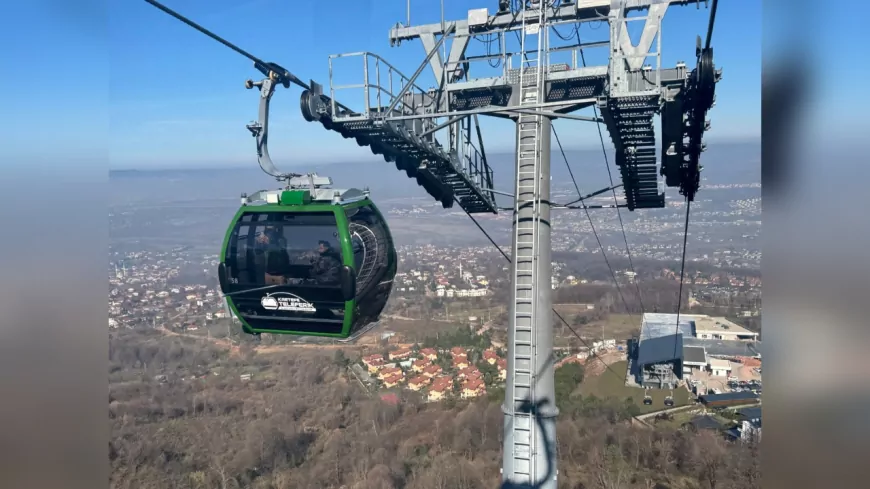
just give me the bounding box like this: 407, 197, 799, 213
218, 196, 396, 339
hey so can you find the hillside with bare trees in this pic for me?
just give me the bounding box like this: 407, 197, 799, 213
109, 328, 759, 489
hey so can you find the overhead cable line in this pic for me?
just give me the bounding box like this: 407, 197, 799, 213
516, 7, 646, 313
705, 0, 719, 51
144, 0, 307, 89
456, 197, 641, 416
551, 127, 634, 317
672, 0, 717, 358
576, 34, 646, 313
509, 9, 640, 316
671, 199, 692, 359
454, 197, 644, 398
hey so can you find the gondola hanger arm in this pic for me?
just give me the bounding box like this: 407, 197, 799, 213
144, 0, 307, 89
245, 73, 300, 181
144, 0, 308, 182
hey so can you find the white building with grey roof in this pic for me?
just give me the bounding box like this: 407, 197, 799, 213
631, 313, 761, 389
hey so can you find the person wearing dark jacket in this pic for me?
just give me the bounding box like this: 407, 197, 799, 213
310, 240, 342, 284
256, 226, 290, 284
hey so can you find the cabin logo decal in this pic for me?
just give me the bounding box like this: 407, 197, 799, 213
261, 292, 316, 312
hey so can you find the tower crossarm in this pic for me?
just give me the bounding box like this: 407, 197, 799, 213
389, 1, 703, 43
299, 55, 498, 214
384, 1, 713, 214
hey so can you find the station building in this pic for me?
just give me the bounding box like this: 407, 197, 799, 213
690, 314, 759, 341
631, 313, 760, 389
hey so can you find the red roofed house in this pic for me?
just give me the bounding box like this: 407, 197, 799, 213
362, 354, 384, 367
497, 358, 507, 381
456, 367, 472, 380
461, 378, 486, 399
422, 364, 442, 378
457, 366, 480, 380
378, 366, 402, 381
389, 347, 412, 361
450, 347, 468, 358
420, 348, 438, 361
452, 356, 470, 370
408, 375, 431, 391
366, 357, 385, 374
411, 358, 430, 373
483, 349, 499, 365
383, 374, 404, 388
427, 376, 454, 402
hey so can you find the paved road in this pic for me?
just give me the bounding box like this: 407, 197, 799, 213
382, 314, 451, 322
155, 325, 414, 353
636, 402, 701, 421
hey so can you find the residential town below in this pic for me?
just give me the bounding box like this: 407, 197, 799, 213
354, 345, 508, 403
108, 243, 761, 333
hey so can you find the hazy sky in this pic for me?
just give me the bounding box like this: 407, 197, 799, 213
4, 0, 765, 170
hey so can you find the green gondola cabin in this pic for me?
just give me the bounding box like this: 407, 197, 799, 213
218, 178, 397, 340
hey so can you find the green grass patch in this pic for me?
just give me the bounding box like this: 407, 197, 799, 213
578, 361, 691, 415
592, 314, 640, 339
553, 312, 640, 343
647, 407, 701, 429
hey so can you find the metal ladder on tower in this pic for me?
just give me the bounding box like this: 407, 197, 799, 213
509, 1, 547, 484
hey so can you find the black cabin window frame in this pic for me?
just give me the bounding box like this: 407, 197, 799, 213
224, 210, 345, 291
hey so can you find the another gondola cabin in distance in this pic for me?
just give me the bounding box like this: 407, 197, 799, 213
218, 175, 397, 340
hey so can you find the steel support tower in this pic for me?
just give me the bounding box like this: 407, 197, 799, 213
501, 5, 558, 485
300, 1, 719, 487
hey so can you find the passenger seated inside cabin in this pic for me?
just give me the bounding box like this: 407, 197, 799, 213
256, 225, 291, 285
308, 240, 342, 285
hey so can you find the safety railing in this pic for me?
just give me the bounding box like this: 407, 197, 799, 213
328, 51, 437, 120
442, 31, 511, 82
440, 26, 611, 86
455, 118, 494, 193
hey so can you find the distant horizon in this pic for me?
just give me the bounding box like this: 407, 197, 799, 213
110, 137, 760, 173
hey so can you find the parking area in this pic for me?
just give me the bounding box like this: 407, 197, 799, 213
684, 359, 762, 395
687, 369, 727, 394
732, 361, 761, 382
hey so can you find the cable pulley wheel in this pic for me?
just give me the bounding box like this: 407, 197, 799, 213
299, 90, 320, 122
695, 47, 716, 111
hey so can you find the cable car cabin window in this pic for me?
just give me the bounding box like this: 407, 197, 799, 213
351, 235, 364, 272
226, 211, 344, 287
229, 224, 254, 283
344, 204, 397, 336
346, 205, 391, 294
224, 211, 348, 335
